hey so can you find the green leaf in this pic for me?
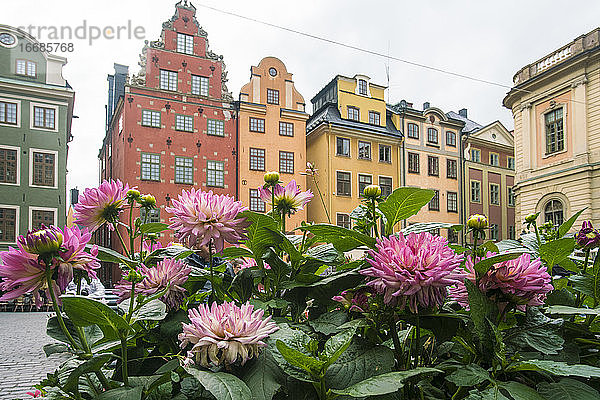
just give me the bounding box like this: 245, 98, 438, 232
43, 343, 69, 357
241, 211, 283, 257
465, 387, 510, 400
305, 243, 343, 264
241, 350, 283, 400
330, 368, 441, 397
275, 340, 325, 378
503, 307, 564, 355
117, 298, 167, 322
445, 364, 490, 387
378, 187, 435, 235
61, 295, 129, 337
546, 305, 600, 315
230, 267, 255, 303
298, 224, 376, 252
558, 208, 586, 238
140, 222, 170, 234
473, 253, 523, 277
401, 222, 463, 234
219, 246, 254, 259
87, 244, 136, 267
64, 354, 112, 391
499, 381, 545, 400
97, 386, 143, 400
155, 359, 180, 374
266, 325, 314, 383
185, 368, 252, 400
537, 378, 600, 400
465, 279, 498, 361
309, 311, 348, 335
323, 329, 354, 367
325, 343, 395, 390
540, 238, 575, 271
145, 245, 194, 264
509, 359, 600, 377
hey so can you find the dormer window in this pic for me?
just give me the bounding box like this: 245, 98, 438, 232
176, 33, 194, 55
16, 60, 36, 77
358, 79, 368, 95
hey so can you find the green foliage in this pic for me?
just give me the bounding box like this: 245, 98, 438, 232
330, 368, 441, 397
537, 378, 600, 400
445, 364, 490, 386
185, 368, 252, 400
378, 187, 435, 235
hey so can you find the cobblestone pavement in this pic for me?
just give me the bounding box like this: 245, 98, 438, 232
0, 312, 69, 400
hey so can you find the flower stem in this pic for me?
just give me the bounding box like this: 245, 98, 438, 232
126, 280, 135, 324
533, 221, 542, 247
371, 198, 379, 238
120, 336, 129, 386
113, 223, 131, 259
389, 315, 402, 368
128, 203, 134, 259
209, 239, 215, 301
281, 210, 287, 234
45, 267, 78, 349
414, 311, 420, 369
312, 176, 331, 224
576, 249, 591, 308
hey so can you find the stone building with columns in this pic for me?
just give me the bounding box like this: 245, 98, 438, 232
503, 28, 600, 230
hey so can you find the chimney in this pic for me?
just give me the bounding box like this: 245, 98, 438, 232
70, 188, 79, 205
459, 108, 468, 118
423, 102, 430, 110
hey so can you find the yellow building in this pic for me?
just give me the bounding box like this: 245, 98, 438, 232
503, 28, 600, 229
238, 57, 309, 230
388, 101, 464, 242
306, 75, 402, 228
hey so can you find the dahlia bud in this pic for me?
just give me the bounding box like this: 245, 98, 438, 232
18, 226, 64, 255
525, 213, 538, 224
363, 184, 382, 199
126, 189, 141, 200
467, 214, 488, 230
263, 171, 280, 186
576, 221, 600, 250
139, 194, 156, 208
125, 269, 145, 284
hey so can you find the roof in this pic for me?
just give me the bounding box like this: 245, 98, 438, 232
446, 111, 483, 134
307, 103, 402, 138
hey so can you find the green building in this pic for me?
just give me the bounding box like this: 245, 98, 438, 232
0, 25, 74, 249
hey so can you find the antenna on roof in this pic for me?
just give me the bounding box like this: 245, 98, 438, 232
386, 40, 390, 103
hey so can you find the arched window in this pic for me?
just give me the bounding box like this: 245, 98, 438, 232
544, 199, 564, 226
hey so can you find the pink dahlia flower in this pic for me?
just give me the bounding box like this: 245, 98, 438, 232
143, 240, 163, 253
73, 179, 130, 232
449, 252, 553, 309
333, 288, 373, 313
259, 180, 313, 216
57, 226, 100, 288
18, 225, 63, 255
360, 232, 464, 313
115, 258, 191, 310
166, 189, 249, 253
179, 301, 279, 367
0, 247, 63, 308
239, 258, 270, 270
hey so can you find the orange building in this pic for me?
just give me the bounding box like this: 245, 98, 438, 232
237, 57, 309, 230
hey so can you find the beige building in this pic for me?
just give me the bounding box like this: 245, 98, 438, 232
238, 57, 309, 230
504, 28, 600, 228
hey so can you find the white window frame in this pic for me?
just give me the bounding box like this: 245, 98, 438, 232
378, 175, 393, 197
29, 148, 58, 189
159, 69, 178, 91
141, 110, 161, 128
0, 204, 19, 245
28, 206, 58, 230
336, 169, 352, 197
358, 173, 373, 197
470, 180, 481, 203
191, 75, 209, 96
207, 160, 225, 188
470, 148, 481, 163
490, 183, 500, 205
177, 32, 194, 55
0, 145, 20, 186
30, 102, 58, 132
336, 212, 352, 229
175, 114, 193, 132
0, 97, 21, 128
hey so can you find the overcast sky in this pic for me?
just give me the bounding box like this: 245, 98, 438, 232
4, 0, 600, 201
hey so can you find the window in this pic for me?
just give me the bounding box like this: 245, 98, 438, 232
407, 123, 419, 139
507, 156, 515, 170
249, 189, 265, 212
448, 229, 459, 244
490, 184, 500, 205
176, 33, 194, 54
141, 153, 160, 181
141, 110, 161, 127
175, 115, 193, 132
508, 226, 516, 240
33, 106, 55, 129
249, 117, 265, 133
447, 159, 457, 179
32, 152, 55, 187
429, 190, 440, 211
16, 59, 36, 77
279, 151, 294, 174
159, 70, 177, 91
207, 160, 225, 187
544, 199, 564, 226
207, 119, 225, 136
369, 111, 380, 125
545, 108, 564, 155
427, 128, 438, 144
337, 213, 351, 229
358, 174, 372, 197
140, 208, 160, 223
0, 148, 17, 184
347, 106, 359, 121
408, 152, 420, 174
0, 207, 17, 243
490, 153, 499, 166
358, 141, 371, 160
31, 209, 54, 230
336, 137, 350, 157
379, 177, 392, 198
249, 148, 265, 171
379, 145, 391, 163
471, 181, 481, 202
447, 191, 458, 213
279, 122, 293, 137
337, 171, 351, 196
191, 75, 209, 96
358, 79, 367, 95
470, 149, 481, 163
446, 131, 456, 147
427, 156, 439, 176
267, 89, 279, 105
508, 187, 515, 207
0, 101, 17, 125
490, 224, 499, 241
175, 156, 193, 184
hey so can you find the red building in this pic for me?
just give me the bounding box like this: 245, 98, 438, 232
98, 1, 236, 284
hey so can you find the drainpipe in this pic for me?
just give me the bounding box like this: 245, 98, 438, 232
401, 109, 406, 229
234, 101, 240, 200
459, 131, 466, 245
